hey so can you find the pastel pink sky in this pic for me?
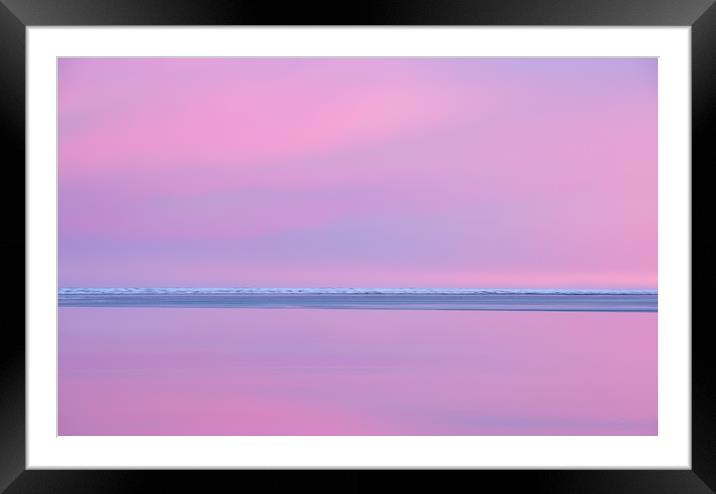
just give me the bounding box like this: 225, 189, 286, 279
58, 58, 657, 288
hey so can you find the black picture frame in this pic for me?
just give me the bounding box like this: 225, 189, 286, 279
1, 0, 710, 491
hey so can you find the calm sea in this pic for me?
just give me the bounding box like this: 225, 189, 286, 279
58, 290, 657, 435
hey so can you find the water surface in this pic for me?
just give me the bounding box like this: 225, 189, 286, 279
59, 308, 656, 435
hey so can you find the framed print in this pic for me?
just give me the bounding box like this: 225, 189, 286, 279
2, 0, 711, 492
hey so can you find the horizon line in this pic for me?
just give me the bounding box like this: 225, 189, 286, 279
58, 287, 658, 293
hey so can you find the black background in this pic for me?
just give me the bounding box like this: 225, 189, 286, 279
1, 1, 711, 492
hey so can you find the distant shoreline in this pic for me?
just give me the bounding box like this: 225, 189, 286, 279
58, 287, 658, 295
58, 288, 657, 312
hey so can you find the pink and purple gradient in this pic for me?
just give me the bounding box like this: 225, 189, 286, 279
59, 308, 656, 436
58, 58, 658, 436
58, 58, 657, 288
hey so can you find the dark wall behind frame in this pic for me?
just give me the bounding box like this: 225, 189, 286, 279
2, 0, 710, 492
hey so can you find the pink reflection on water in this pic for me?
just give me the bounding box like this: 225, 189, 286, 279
58, 308, 656, 435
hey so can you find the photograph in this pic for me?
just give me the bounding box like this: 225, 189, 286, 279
57, 57, 658, 436
3, 0, 708, 485
2, 0, 711, 485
